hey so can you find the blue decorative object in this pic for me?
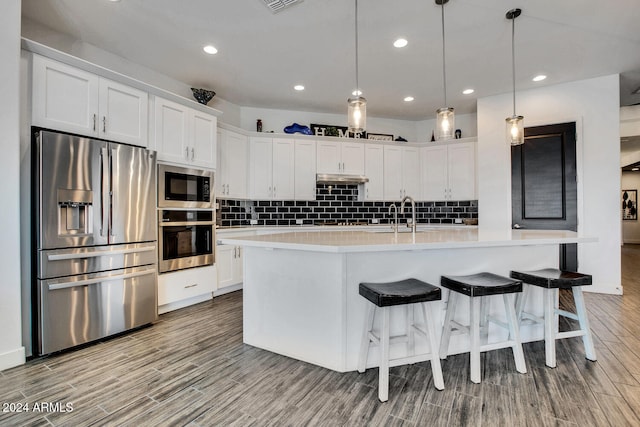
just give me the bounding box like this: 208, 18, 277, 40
191, 88, 216, 105
284, 123, 312, 135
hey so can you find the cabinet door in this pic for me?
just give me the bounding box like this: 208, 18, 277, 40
215, 245, 235, 289
364, 145, 384, 200
402, 147, 421, 199
294, 140, 317, 200
98, 78, 148, 146
154, 98, 189, 164
316, 140, 341, 174
191, 110, 217, 169
226, 132, 249, 199
422, 146, 449, 201
383, 145, 403, 200
32, 55, 99, 136
216, 129, 225, 196
272, 138, 295, 200
341, 142, 365, 175
249, 137, 273, 199
448, 142, 476, 200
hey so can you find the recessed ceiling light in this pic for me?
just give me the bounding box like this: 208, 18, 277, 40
532, 75, 547, 82
203, 45, 218, 55
352, 90, 362, 96
108, 0, 121, 2
404, 96, 414, 102
294, 85, 305, 91
462, 89, 474, 95
393, 38, 408, 48
633, 167, 640, 171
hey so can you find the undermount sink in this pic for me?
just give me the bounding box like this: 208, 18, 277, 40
366, 228, 429, 234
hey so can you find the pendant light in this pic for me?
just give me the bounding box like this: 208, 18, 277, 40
347, 0, 366, 134
506, 8, 524, 145
435, 0, 454, 140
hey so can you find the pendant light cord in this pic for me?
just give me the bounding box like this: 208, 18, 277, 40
355, 0, 359, 94
441, 2, 447, 107
511, 13, 516, 116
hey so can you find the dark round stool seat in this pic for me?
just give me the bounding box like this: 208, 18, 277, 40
441, 272, 522, 297
510, 268, 592, 289
359, 278, 441, 307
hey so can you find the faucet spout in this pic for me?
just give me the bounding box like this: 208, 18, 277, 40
388, 203, 398, 234
400, 195, 417, 235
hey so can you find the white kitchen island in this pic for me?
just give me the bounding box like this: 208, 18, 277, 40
218, 228, 596, 372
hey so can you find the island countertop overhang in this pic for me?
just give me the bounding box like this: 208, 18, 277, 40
217, 229, 597, 253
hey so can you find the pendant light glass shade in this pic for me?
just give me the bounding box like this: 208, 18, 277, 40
436, 107, 455, 140
506, 115, 524, 146
435, 0, 454, 141
347, 0, 366, 134
506, 8, 524, 145
348, 95, 367, 134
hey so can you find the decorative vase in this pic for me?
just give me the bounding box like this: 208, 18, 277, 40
191, 88, 216, 105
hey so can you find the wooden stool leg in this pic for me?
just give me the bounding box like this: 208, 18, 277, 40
504, 293, 527, 374
379, 307, 390, 402
470, 296, 482, 384
543, 288, 557, 368
421, 302, 445, 390
572, 286, 597, 362
439, 292, 458, 359
358, 303, 375, 373
480, 296, 490, 344
407, 304, 415, 357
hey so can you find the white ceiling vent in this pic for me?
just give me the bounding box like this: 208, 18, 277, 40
261, 0, 304, 13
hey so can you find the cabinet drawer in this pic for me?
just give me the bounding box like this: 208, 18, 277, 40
158, 265, 216, 306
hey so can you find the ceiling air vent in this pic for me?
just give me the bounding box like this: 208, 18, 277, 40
261, 0, 304, 13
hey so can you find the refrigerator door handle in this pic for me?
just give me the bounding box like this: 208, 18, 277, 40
47, 246, 155, 261
48, 268, 157, 291
109, 147, 115, 237
100, 147, 109, 237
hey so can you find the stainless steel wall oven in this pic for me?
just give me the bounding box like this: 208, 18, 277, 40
158, 209, 215, 273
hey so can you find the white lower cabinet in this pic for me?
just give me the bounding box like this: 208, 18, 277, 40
216, 244, 243, 292
157, 265, 217, 313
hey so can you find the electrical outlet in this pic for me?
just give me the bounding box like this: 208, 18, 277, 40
454, 218, 463, 224
296, 219, 304, 225
250, 219, 258, 225
371, 218, 379, 224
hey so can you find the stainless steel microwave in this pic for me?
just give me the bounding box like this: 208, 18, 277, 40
158, 164, 214, 209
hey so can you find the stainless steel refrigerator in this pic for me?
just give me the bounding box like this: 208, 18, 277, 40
33, 129, 157, 355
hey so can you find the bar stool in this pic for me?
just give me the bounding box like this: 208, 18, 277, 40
510, 268, 596, 368
357, 278, 444, 402
439, 272, 527, 384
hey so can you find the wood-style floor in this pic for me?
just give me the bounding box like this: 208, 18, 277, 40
2, 246, 640, 426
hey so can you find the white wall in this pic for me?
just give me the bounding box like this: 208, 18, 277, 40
477, 74, 621, 294
0, 0, 25, 370
622, 172, 640, 244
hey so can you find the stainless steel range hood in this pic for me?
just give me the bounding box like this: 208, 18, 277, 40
316, 174, 369, 184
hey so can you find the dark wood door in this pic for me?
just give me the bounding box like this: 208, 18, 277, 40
511, 122, 578, 270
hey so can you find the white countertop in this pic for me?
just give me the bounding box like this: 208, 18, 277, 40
218, 228, 597, 253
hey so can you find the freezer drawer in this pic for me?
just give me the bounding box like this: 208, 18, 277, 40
38, 242, 157, 279
38, 266, 157, 355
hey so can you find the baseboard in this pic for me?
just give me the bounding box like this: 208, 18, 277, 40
623, 240, 640, 245
584, 283, 623, 295
214, 283, 242, 297
158, 293, 213, 314
0, 347, 26, 372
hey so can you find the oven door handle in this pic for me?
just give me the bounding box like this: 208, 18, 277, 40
47, 268, 157, 291
158, 221, 215, 227
47, 246, 155, 261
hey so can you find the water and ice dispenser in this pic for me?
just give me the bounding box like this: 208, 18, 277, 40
57, 189, 93, 236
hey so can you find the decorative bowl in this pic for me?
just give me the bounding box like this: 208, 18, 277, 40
284, 123, 312, 135
191, 88, 216, 105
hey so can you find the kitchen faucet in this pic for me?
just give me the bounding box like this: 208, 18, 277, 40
388, 203, 398, 235
400, 195, 417, 237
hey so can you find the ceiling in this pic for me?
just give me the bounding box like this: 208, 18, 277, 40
21, 0, 640, 121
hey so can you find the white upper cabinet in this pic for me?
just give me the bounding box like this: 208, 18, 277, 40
364, 144, 384, 201
217, 128, 248, 199
422, 141, 476, 201
316, 140, 364, 175
153, 97, 216, 169
249, 137, 295, 200
32, 54, 148, 147
383, 145, 420, 200
294, 140, 317, 201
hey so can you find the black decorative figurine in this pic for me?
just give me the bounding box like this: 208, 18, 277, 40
191, 88, 216, 105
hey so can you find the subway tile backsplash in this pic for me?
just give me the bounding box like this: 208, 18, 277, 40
218, 184, 478, 227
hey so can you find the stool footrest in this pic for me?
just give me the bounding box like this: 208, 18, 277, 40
487, 315, 509, 330
521, 311, 544, 324
557, 309, 579, 321
479, 340, 520, 353
557, 330, 587, 339
450, 320, 469, 334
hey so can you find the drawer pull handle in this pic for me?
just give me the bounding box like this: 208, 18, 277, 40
184, 283, 198, 289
